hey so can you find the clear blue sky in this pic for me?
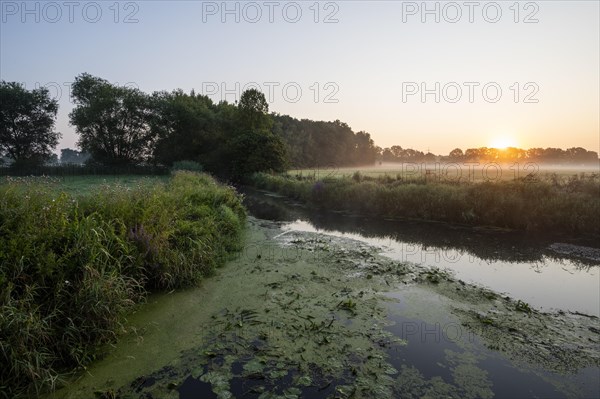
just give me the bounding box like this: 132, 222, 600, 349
1, 1, 598, 154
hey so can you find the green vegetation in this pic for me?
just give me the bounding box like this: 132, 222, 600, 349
0, 164, 170, 179
0, 81, 60, 167
0, 172, 245, 397
272, 115, 379, 167
69, 75, 287, 179
250, 171, 600, 237
1, 175, 169, 198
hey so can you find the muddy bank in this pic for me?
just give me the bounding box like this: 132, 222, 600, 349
49, 218, 599, 399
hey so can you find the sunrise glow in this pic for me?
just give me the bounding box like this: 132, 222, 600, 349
490, 137, 518, 150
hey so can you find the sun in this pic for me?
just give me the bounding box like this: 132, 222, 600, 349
490, 136, 517, 150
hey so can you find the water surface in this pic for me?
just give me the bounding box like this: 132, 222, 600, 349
243, 188, 600, 316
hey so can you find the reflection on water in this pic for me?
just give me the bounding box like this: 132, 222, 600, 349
385, 289, 599, 399
386, 313, 567, 399
242, 188, 600, 316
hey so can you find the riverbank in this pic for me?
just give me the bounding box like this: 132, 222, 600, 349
49, 217, 599, 399
0, 172, 246, 398
249, 172, 600, 239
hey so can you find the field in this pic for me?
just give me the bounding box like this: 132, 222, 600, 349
290, 163, 599, 183
0, 172, 246, 397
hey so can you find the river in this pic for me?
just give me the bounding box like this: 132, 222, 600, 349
243, 188, 600, 317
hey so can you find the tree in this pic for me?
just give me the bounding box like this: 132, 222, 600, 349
389, 145, 404, 159
237, 88, 272, 132
449, 148, 464, 161
0, 81, 60, 166
151, 89, 220, 166
47, 153, 59, 165
464, 148, 484, 161
354, 131, 378, 165
225, 89, 286, 179
228, 130, 288, 178
60, 148, 90, 164
381, 148, 394, 162
69, 73, 156, 166
565, 147, 598, 164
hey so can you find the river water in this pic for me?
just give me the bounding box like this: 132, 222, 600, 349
243, 188, 600, 317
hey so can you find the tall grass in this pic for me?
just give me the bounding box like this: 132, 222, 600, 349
250, 172, 600, 237
0, 172, 245, 397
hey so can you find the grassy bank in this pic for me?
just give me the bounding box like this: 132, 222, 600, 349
250, 172, 600, 237
0, 172, 246, 397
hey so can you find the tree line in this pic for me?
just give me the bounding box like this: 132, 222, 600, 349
1, 75, 598, 176
1, 74, 380, 177
1, 75, 287, 179
378, 145, 599, 164
444, 146, 599, 164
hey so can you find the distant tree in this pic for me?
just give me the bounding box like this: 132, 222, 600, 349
238, 88, 272, 132
60, 148, 90, 164
0, 81, 61, 166
60, 148, 79, 164
354, 131, 378, 165
526, 147, 544, 162
46, 153, 59, 165
380, 148, 394, 162
502, 147, 527, 162
424, 152, 436, 162
449, 148, 464, 161
565, 147, 598, 164
389, 145, 403, 159
464, 148, 484, 161
69, 73, 156, 166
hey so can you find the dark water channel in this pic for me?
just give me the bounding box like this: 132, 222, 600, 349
242, 188, 600, 317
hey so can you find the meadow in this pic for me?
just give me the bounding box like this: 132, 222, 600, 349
1, 175, 169, 196
0, 172, 246, 397
252, 165, 600, 237
290, 162, 600, 183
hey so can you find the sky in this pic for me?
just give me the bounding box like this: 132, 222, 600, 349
1, 0, 599, 155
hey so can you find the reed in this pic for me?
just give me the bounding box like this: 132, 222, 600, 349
0, 172, 246, 397
250, 172, 600, 236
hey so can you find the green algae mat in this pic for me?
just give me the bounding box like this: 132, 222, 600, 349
50, 218, 600, 399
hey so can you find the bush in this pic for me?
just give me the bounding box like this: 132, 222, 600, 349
0, 172, 246, 397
